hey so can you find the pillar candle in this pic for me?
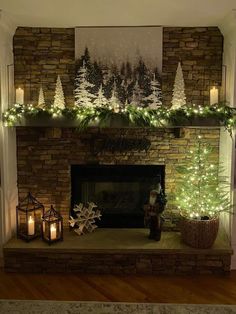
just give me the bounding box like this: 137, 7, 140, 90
16, 87, 24, 104
50, 223, 57, 240
210, 86, 219, 105
28, 216, 35, 236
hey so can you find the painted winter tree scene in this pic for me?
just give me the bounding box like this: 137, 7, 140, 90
75, 27, 163, 110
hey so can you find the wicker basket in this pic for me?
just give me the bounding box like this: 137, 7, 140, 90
180, 217, 219, 249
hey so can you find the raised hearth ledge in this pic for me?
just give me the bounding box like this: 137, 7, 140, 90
3, 229, 231, 253
3, 229, 233, 274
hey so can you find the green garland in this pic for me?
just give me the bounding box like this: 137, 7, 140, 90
2, 102, 236, 132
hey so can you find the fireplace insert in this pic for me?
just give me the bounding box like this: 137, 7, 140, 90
71, 164, 165, 228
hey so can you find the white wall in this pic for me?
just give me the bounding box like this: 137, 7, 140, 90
0, 11, 17, 262
219, 10, 236, 269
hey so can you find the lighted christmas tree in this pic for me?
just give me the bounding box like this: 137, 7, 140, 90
75, 61, 96, 107
53, 75, 65, 109
171, 62, 186, 110
93, 84, 108, 107
175, 140, 231, 220
37, 86, 45, 108
144, 73, 162, 109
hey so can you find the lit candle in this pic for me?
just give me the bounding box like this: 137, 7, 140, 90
210, 86, 219, 105
50, 223, 57, 240
16, 87, 24, 104
28, 216, 35, 236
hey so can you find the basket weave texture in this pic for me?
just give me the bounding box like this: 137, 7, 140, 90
180, 217, 219, 249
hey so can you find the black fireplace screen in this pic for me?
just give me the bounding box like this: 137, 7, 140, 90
71, 165, 165, 228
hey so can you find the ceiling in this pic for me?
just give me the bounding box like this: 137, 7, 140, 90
0, 0, 235, 28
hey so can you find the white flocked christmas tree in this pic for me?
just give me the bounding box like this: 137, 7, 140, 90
171, 62, 186, 110
93, 84, 108, 107
144, 73, 162, 109
53, 75, 65, 110
37, 85, 45, 108
75, 61, 96, 107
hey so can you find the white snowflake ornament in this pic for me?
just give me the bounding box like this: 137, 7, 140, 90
69, 202, 102, 236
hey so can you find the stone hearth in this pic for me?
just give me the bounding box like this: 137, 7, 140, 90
3, 229, 232, 274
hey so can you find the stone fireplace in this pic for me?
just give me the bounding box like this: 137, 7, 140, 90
16, 126, 220, 230
1, 21, 235, 274
3, 124, 232, 276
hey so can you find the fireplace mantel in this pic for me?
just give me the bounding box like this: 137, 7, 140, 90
10, 116, 222, 129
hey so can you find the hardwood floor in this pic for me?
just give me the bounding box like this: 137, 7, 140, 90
0, 269, 236, 304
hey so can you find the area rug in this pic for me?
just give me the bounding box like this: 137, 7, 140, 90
0, 300, 236, 314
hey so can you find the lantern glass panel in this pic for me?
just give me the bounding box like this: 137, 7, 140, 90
16, 193, 44, 242
42, 206, 63, 244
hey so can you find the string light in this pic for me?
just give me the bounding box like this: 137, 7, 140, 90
2, 103, 236, 132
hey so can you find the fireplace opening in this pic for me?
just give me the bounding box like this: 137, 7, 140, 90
71, 165, 165, 228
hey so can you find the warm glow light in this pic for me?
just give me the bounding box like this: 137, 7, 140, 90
16, 87, 24, 104
210, 86, 219, 105
28, 216, 35, 236
50, 223, 57, 240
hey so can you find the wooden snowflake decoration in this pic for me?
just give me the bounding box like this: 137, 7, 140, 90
69, 202, 102, 235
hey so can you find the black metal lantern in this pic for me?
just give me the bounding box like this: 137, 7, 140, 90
16, 192, 45, 242
42, 205, 63, 244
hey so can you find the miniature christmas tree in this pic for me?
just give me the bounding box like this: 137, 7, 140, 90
53, 75, 65, 110
175, 140, 231, 220
69, 202, 102, 235
93, 84, 108, 107
171, 62, 186, 110
144, 73, 162, 109
37, 86, 45, 108
75, 61, 96, 107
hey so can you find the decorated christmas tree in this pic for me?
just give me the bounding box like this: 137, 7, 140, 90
53, 75, 65, 110
93, 85, 108, 107
75, 61, 96, 107
175, 140, 231, 220
171, 62, 186, 110
37, 86, 45, 108
144, 73, 162, 109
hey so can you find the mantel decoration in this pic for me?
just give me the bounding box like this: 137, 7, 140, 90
37, 85, 45, 109
16, 192, 45, 242
174, 139, 232, 249
69, 202, 102, 235
42, 205, 63, 245
171, 62, 186, 110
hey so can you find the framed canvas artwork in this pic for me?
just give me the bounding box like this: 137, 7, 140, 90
75, 26, 163, 109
